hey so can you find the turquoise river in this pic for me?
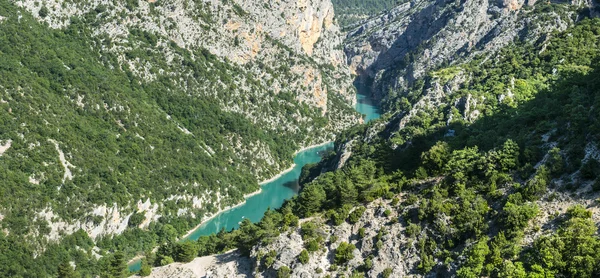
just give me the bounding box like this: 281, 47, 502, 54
129, 91, 380, 272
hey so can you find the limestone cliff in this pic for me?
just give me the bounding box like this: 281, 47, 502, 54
344, 0, 596, 101
139, 2, 600, 277
2, 0, 358, 244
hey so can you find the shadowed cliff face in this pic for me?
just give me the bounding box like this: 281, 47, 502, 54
343, 0, 592, 101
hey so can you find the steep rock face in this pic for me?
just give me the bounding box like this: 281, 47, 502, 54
1, 0, 358, 244
15, 0, 355, 109
344, 0, 591, 100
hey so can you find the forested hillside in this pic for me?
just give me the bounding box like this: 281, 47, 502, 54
145, 15, 600, 278
2, 0, 600, 276
331, 0, 402, 28
0, 0, 358, 276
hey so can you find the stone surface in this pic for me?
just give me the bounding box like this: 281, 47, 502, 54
9, 0, 359, 242
343, 0, 586, 102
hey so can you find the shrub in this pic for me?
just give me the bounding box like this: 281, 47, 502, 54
348, 206, 366, 224
264, 250, 277, 268
38, 6, 49, 18
580, 159, 600, 180
382, 268, 393, 278
384, 209, 392, 217
334, 242, 356, 265
276, 266, 291, 278
298, 249, 309, 264
301, 222, 319, 240
139, 264, 151, 276
593, 179, 600, 192
406, 223, 421, 238
358, 227, 366, 238
305, 238, 321, 252
363, 255, 374, 270
128, 212, 145, 228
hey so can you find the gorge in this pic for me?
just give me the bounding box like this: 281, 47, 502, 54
2, 0, 600, 277
129, 74, 381, 272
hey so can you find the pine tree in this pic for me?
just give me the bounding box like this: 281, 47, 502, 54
174, 241, 198, 263
57, 261, 77, 278
105, 252, 127, 278
139, 259, 152, 276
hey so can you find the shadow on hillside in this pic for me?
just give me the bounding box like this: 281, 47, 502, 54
377, 61, 600, 181
360, 0, 464, 87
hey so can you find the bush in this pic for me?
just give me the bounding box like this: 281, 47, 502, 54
501, 200, 538, 236
348, 206, 366, 224
298, 249, 309, 264
358, 227, 366, 238
363, 255, 374, 270
157, 255, 173, 266
139, 262, 152, 276
580, 159, 600, 180
383, 209, 392, 217
38, 6, 49, 18
301, 222, 319, 240
406, 223, 421, 238
376, 240, 383, 250
382, 267, 393, 278
128, 212, 145, 228
174, 241, 198, 263
264, 250, 277, 268
305, 238, 321, 252
592, 179, 600, 192
334, 242, 356, 265
276, 266, 291, 278
547, 147, 565, 176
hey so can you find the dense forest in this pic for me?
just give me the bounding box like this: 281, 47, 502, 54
149, 17, 600, 277
0, 0, 355, 276
1, 0, 600, 276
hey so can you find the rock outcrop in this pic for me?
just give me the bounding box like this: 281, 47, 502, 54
344, 0, 590, 101
144, 195, 422, 277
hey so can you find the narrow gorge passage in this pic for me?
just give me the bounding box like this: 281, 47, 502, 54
129, 91, 380, 272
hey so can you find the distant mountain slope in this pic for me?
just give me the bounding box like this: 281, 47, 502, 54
344, 0, 599, 102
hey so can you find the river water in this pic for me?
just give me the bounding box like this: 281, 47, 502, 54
185, 143, 334, 240
129, 90, 379, 272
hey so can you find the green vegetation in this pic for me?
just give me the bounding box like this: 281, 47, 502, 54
382, 267, 393, 278
105, 252, 128, 278
161, 17, 600, 277
139, 259, 152, 276
334, 242, 356, 265
57, 261, 76, 278
276, 266, 291, 278
347, 206, 366, 223
331, 0, 404, 28
0, 0, 356, 276
1, 0, 599, 277
298, 249, 309, 264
